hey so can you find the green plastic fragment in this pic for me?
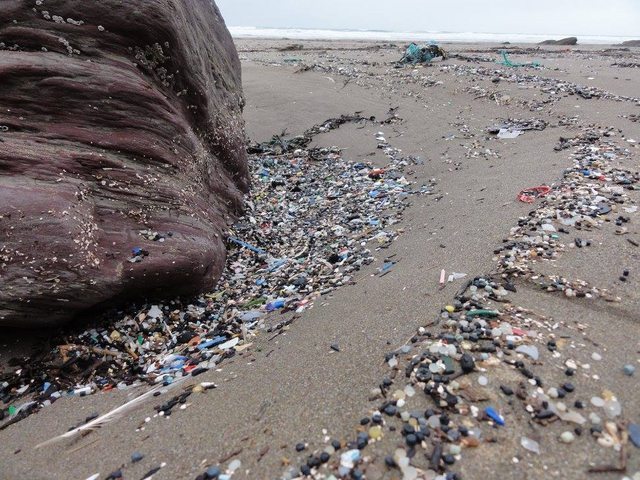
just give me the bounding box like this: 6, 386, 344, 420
497, 50, 541, 68
243, 297, 266, 309
137, 334, 143, 345
466, 309, 500, 318
8, 405, 17, 416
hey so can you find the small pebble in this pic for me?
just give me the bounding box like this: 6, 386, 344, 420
623, 364, 635, 376
131, 452, 144, 463
560, 431, 575, 443
205, 466, 221, 479
500, 385, 514, 396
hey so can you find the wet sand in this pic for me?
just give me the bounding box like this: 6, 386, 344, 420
1, 39, 639, 480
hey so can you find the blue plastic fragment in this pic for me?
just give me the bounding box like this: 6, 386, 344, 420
379, 261, 396, 274
228, 237, 266, 255
132, 247, 143, 256
629, 423, 640, 448
266, 299, 286, 312
485, 407, 505, 426
197, 336, 228, 350
266, 258, 288, 272
240, 310, 263, 322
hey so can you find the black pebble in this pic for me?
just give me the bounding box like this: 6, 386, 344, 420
405, 434, 418, 446
320, 452, 330, 463
402, 424, 415, 436
562, 382, 575, 392
300, 465, 311, 476
536, 409, 555, 419
443, 454, 455, 465
459, 353, 475, 373
500, 385, 514, 396
295, 443, 306, 452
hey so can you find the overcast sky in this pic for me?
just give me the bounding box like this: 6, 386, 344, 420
217, 0, 639, 37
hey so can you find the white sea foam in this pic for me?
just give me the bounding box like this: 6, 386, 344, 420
229, 26, 635, 45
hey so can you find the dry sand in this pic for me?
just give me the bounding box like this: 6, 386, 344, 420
1, 39, 639, 480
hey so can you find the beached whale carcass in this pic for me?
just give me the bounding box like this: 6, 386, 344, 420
0, 0, 249, 327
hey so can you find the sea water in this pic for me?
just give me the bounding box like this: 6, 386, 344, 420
229, 26, 635, 45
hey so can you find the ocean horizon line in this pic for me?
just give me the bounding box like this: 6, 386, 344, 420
228, 26, 637, 45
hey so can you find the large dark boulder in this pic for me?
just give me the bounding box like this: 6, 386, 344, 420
616, 40, 640, 47
0, 1, 249, 327
539, 37, 578, 46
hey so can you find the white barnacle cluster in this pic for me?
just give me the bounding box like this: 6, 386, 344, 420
57, 36, 80, 55
66, 17, 84, 26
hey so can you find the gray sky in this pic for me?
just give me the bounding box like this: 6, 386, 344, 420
217, 0, 639, 37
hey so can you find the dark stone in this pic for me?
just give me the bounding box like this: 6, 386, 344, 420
443, 454, 455, 465
459, 353, 475, 373
131, 451, 144, 463
617, 40, 640, 47
402, 424, 416, 436
205, 466, 221, 479
0, 0, 249, 327
405, 433, 418, 446
500, 385, 514, 396
295, 443, 306, 452
539, 37, 578, 45
536, 409, 556, 420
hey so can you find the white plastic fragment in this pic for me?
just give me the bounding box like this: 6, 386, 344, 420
521, 436, 540, 454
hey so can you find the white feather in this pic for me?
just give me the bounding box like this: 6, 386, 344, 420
35, 378, 187, 449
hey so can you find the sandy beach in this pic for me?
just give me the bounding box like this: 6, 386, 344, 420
1, 38, 639, 480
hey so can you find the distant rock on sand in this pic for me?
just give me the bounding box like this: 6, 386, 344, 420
616, 40, 640, 47
0, 1, 249, 327
539, 37, 578, 46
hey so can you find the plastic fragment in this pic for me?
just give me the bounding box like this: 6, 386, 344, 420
484, 407, 505, 426
521, 436, 540, 454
